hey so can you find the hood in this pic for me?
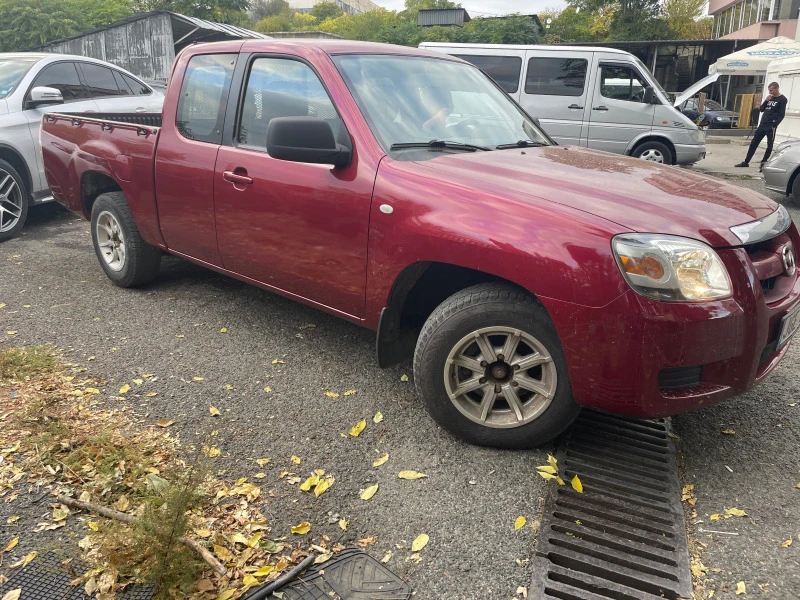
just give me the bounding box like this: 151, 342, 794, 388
408, 145, 777, 248
673, 73, 720, 106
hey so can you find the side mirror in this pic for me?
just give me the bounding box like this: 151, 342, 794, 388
28, 86, 64, 108
267, 117, 351, 169
643, 87, 655, 104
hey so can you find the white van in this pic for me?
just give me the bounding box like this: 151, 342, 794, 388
764, 55, 800, 145
419, 42, 706, 165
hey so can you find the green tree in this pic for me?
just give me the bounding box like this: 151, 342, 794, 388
132, 0, 249, 21
250, 0, 288, 21
663, 0, 711, 39
310, 1, 343, 22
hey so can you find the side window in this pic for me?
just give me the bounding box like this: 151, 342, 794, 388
453, 55, 522, 94
80, 63, 124, 97
176, 54, 236, 144
29, 62, 86, 102
525, 57, 587, 96
123, 73, 152, 96
600, 66, 647, 103
237, 57, 340, 150
113, 71, 133, 95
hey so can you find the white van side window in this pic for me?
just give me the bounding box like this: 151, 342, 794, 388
453, 55, 522, 94
600, 66, 647, 103
524, 58, 587, 96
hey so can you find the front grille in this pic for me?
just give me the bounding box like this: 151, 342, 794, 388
657, 366, 702, 389
746, 233, 795, 303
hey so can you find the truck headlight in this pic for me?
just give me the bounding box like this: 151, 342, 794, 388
612, 234, 732, 301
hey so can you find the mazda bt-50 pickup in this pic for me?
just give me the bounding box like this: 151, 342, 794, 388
41, 40, 800, 448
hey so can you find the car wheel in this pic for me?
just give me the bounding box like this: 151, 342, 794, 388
792, 171, 800, 201
413, 283, 580, 449
0, 159, 30, 243
90, 191, 161, 287
632, 141, 673, 165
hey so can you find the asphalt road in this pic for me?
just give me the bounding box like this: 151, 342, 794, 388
0, 204, 545, 600
1, 176, 799, 599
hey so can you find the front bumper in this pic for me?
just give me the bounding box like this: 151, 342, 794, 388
673, 142, 706, 165
542, 225, 800, 417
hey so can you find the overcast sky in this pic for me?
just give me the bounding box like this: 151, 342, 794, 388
376, 1, 568, 17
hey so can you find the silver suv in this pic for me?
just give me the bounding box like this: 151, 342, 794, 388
0, 53, 163, 242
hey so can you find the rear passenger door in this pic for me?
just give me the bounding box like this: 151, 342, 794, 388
521, 52, 593, 146
450, 54, 524, 102
586, 63, 655, 155
23, 61, 99, 192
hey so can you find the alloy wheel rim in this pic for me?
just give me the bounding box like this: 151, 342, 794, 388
0, 169, 23, 233
443, 326, 557, 429
96, 211, 126, 271
639, 149, 664, 163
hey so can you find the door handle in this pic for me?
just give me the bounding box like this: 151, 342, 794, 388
593, 105, 609, 111
222, 170, 253, 186
568, 104, 584, 110
135, 107, 147, 113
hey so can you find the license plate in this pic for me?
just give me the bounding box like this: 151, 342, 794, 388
778, 305, 800, 348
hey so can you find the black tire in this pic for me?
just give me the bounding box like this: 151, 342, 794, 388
0, 159, 30, 243
90, 191, 161, 287
792, 171, 800, 200
413, 283, 580, 449
632, 141, 673, 165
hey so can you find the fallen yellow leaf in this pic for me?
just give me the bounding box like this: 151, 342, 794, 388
291, 455, 301, 465
6, 331, 17, 336
209, 405, 221, 416
256, 457, 271, 466
254, 565, 274, 577
411, 533, 429, 552
314, 477, 333, 497
343, 389, 356, 396
722, 429, 735, 435
20, 551, 36, 568
360, 483, 379, 500
735, 581, 746, 595
398, 470, 427, 480
215, 591, 236, 600
119, 384, 130, 394
205, 446, 221, 458
156, 419, 175, 427
2, 589, 21, 600
726, 508, 747, 518
3, 537, 19, 553
6, 516, 18, 524
272, 358, 285, 364
536, 465, 558, 475
115, 496, 130, 511
146, 392, 158, 397
291, 521, 311, 535
242, 574, 258, 587
325, 391, 340, 398
220, 328, 228, 333
782, 539, 793, 548
372, 453, 389, 468
514, 516, 527, 530
538, 471, 558, 481
556, 476, 565, 486
300, 476, 319, 491
339, 519, 348, 531
192, 377, 205, 381
548, 454, 558, 471
84, 388, 100, 395
400, 374, 409, 381
571, 474, 583, 493
132, 378, 143, 385
263, 386, 272, 393
373, 411, 384, 424
710, 514, 721, 521
350, 420, 367, 437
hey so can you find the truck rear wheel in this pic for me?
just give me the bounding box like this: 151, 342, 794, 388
413, 283, 580, 449
0, 159, 29, 243
90, 191, 161, 287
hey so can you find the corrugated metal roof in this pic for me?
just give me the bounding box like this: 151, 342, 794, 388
418, 8, 471, 27
169, 12, 270, 39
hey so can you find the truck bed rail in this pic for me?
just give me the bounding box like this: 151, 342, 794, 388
58, 112, 162, 128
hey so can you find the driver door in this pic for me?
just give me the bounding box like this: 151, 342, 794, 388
24, 61, 98, 191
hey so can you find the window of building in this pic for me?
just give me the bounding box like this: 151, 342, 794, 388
525, 57, 587, 96
453, 55, 522, 93
176, 53, 236, 144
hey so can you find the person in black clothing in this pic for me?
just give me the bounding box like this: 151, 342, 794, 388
736, 82, 787, 167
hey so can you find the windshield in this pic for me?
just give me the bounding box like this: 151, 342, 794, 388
0, 58, 38, 100
332, 54, 550, 153
633, 56, 668, 102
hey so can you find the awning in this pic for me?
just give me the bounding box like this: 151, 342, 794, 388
710, 36, 800, 75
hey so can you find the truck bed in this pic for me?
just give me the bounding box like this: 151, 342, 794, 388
61, 111, 162, 128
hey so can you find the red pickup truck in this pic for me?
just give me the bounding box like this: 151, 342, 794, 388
42, 40, 800, 448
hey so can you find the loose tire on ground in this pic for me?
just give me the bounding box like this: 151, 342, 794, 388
632, 141, 673, 165
90, 191, 161, 287
413, 282, 580, 449
0, 159, 30, 243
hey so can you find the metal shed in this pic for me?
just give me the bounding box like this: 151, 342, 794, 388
30, 11, 270, 83
418, 9, 472, 28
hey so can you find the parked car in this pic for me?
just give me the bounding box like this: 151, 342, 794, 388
41, 40, 800, 449
0, 53, 163, 242
418, 42, 706, 165
763, 139, 800, 197
678, 97, 738, 129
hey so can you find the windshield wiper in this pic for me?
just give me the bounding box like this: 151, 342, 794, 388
496, 140, 547, 150
390, 139, 491, 152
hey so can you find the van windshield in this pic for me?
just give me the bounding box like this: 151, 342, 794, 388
332, 54, 550, 153
0, 58, 38, 100
633, 56, 668, 102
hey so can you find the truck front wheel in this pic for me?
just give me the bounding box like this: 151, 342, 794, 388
90, 192, 161, 287
413, 283, 580, 449
0, 159, 29, 243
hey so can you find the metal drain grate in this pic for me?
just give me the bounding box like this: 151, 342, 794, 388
530, 409, 692, 600
0, 552, 153, 600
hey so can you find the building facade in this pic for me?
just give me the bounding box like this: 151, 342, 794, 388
288, 0, 379, 15
711, 0, 799, 39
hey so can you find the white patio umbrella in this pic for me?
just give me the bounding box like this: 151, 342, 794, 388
710, 36, 800, 75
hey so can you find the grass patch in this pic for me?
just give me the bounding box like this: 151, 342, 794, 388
0, 345, 57, 379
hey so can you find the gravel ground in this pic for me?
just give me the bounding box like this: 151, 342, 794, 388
673, 177, 800, 600
0, 204, 546, 600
